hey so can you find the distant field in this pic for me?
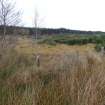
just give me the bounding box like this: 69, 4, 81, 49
40, 34, 105, 51
15, 37, 95, 55
14, 34, 105, 55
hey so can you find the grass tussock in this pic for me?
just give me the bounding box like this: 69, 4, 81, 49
0, 37, 105, 105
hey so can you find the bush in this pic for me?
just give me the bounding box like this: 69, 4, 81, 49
40, 35, 105, 47
95, 42, 105, 52
40, 39, 56, 45
95, 44, 102, 52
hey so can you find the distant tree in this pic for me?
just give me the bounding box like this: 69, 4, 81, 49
0, 0, 22, 46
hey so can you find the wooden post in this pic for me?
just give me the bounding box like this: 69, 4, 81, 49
36, 55, 40, 67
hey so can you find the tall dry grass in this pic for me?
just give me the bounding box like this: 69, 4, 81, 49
0, 38, 105, 105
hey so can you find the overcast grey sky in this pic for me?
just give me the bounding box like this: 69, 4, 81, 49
16, 0, 105, 31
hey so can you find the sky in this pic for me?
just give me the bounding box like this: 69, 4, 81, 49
16, 0, 105, 31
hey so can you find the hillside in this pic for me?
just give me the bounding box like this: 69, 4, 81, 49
0, 26, 105, 36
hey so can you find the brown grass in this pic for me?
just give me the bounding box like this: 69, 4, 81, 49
15, 37, 95, 55
0, 37, 105, 105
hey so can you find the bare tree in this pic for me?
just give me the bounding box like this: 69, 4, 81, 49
34, 9, 39, 43
0, 0, 21, 45
33, 9, 45, 67
34, 9, 41, 67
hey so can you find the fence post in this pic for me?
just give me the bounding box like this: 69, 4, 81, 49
36, 55, 40, 67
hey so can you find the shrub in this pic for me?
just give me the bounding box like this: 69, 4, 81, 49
95, 44, 102, 52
